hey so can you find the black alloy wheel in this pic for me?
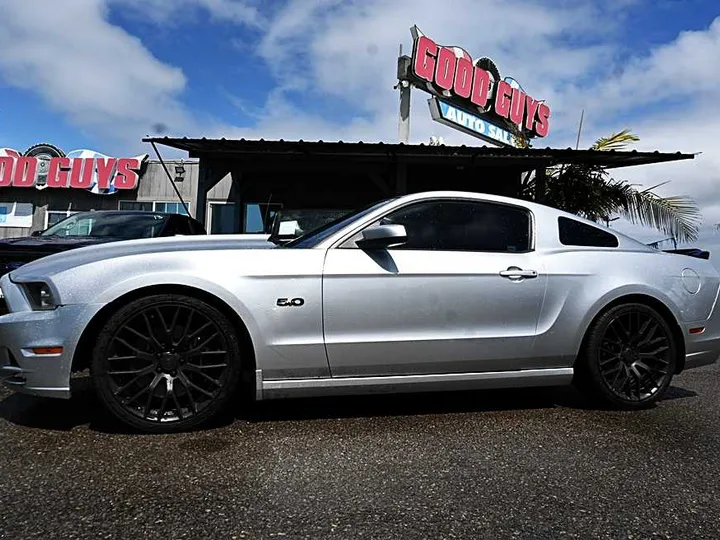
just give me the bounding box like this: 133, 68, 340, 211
92, 294, 242, 433
577, 303, 677, 409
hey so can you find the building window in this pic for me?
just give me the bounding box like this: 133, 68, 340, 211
119, 201, 153, 212
0, 202, 34, 228
46, 210, 78, 229
155, 202, 190, 215
208, 202, 236, 234
119, 201, 190, 216
245, 203, 282, 233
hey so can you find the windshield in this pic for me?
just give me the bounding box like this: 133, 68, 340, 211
41, 212, 169, 239
269, 209, 352, 238
283, 198, 395, 248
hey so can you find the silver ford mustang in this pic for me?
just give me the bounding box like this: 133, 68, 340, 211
1, 191, 719, 433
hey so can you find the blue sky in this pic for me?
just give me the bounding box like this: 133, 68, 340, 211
0, 0, 719, 249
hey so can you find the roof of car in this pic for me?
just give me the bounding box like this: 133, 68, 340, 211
71, 210, 195, 219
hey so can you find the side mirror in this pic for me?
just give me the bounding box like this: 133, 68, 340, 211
31, 230, 42, 237
356, 224, 407, 250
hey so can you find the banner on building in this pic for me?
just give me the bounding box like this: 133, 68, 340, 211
0, 143, 148, 194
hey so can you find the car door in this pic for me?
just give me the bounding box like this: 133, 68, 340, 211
322, 198, 549, 377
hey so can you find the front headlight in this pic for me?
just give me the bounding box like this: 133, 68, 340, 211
22, 282, 58, 311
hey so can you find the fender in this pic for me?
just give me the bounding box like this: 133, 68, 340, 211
573, 284, 685, 354
93, 271, 266, 354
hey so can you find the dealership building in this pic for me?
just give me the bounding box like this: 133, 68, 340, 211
0, 27, 696, 239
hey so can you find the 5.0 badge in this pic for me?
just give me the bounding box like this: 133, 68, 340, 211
276, 297, 305, 307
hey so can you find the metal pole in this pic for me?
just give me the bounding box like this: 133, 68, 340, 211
149, 141, 191, 215
397, 44, 411, 144
575, 109, 585, 150
398, 83, 411, 143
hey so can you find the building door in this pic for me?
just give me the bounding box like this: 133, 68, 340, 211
207, 202, 237, 234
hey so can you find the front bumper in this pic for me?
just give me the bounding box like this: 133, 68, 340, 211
0, 303, 103, 398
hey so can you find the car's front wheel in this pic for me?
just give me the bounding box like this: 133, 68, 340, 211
575, 303, 677, 409
91, 294, 243, 433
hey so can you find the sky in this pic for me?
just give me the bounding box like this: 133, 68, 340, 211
0, 0, 719, 254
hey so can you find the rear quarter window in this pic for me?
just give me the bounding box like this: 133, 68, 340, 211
558, 217, 619, 248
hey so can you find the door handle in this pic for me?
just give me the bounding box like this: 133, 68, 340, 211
499, 267, 538, 279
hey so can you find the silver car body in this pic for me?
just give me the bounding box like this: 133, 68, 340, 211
1, 191, 719, 400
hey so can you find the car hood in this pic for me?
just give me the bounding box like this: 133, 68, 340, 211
9, 235, 277, 280
0, 235, 120, 254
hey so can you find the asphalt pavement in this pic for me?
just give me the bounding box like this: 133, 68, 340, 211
1, 364, 719, 540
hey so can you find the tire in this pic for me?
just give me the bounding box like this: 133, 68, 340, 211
24, 143, 65, 158
91, 294, 243, 433
574, 303, 677, 410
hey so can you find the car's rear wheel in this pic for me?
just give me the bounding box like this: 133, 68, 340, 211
575, 303, 677, 409
91, 294, 242, 433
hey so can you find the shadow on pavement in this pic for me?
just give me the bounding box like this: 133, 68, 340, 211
0, 375, 699, 433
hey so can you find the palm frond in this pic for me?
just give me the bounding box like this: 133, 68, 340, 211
614, 186, 701, 243
592, 129, 640, 152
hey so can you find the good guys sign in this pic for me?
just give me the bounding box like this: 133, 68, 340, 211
0, 145, 147, 194
406, 26, 551, 145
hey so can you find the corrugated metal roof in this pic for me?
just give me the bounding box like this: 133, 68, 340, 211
143, 137, 696, 170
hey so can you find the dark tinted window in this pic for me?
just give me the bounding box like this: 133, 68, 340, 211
171, 216, 193, 236
379, 200, 531, 252
41, 212, 168, 239
558, 217, 619, 247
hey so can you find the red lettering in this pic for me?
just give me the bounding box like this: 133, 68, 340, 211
95, 158, 117, 190
524, 96, 540, 132
69, 159, 83, 188
493, 80, 513, 119
452, 56, 473, 99
69, 158, 94, 188
47, 157, 70, 188
509, 88, 526, 126
115, 158, 140, 189
470, 67, 490, 108
434, 47, 456, 91
535, 103, 551, 137
12, 157, 37, 187
412, 36, 437, 82
0, 157, 14, 187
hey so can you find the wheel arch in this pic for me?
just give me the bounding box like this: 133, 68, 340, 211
71, 285, 258, 383
575, 293, 686, 374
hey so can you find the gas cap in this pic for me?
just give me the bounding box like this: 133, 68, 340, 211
681, 268, 701, 294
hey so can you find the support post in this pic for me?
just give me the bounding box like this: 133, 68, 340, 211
535, 166, 547, 202
398, 82, 411, 144
396, 44, 411, 144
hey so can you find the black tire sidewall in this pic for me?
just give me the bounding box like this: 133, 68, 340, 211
91, 294, 243, 433
581, 303, 677, 409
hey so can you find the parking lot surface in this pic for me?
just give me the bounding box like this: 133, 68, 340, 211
1, 364, 720, 539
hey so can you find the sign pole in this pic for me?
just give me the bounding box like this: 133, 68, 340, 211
397, 44, 411, 144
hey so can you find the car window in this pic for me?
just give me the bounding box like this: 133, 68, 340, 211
189, 219, 206, 235
172, 216, 193, 236
558, 217, 618, 248
347, 200, 532, 252
41, 213, 168, 239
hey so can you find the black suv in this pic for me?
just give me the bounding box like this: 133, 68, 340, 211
0, 210, 206, 282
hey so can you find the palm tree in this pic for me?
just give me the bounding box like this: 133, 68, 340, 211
520, 129, 702, 243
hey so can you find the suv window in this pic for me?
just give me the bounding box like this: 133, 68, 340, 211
558, 217, 618, 247
360, 200, 532, 252
171, 216, 193, 236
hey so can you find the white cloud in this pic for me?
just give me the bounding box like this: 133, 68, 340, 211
0, 0, 193, 151
561, 16, 720, 134
115, 0, 265, 26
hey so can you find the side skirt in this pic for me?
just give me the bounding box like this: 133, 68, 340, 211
255, 368, 574, 400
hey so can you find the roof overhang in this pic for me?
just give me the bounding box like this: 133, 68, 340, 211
143, 137, 696, 170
